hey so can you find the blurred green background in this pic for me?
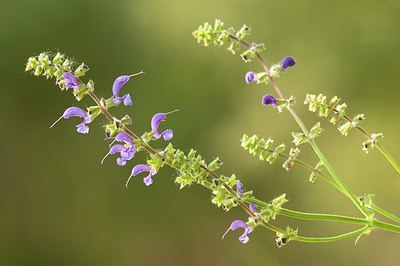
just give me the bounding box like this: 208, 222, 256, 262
1, 0, 400, 265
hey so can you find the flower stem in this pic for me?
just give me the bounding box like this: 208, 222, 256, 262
370, 203, 400, 224
294, 226, 369, 243
278, 208, 368, 225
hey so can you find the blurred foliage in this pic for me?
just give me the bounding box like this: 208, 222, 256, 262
1, 0, 400, 265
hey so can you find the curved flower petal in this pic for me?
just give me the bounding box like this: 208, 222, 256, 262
281, 56, 296, 70
151, 113, 167, 139
115, 132, 133, 144
109, 144, 127, 154
112, 75, 133, 106
131, 164, 151, 176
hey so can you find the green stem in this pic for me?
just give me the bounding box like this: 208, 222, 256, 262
294, 226, 369, 243
278, 208, 367, 225
309, 139, 368, 217
370, 203, 400, 224
376, 144, 400, 174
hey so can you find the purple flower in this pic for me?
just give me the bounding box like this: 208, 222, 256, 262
236, 181, 243, 197
249, 203, 257, 213
222, 220, 253, 244
125, 164, 157, 187
61, 72, 80, 91
50, 107, 91, 134
111, 72, 144, 106
281, 56, 296, 70
101, 132, 136, 166
151, 111, 178, 141
245, 71, 257, 84
112, 75, 133, 106
262, 94, 277, 106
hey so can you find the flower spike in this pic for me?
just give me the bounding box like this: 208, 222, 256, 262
222, 220, 253, 244
126, 164, 157, 187
151, 110, 179, 141
112, 71, 144, 106
50, 107, 91, 134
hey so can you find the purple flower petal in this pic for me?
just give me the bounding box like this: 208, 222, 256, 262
245, 71, 257, 84
76, 123, 89, 134
109, 144, 127, 154
62, 72, 80, 91
151, 113, 167, 138
161, 129, 173, 141
281, 56, 296, 70
143, 175, 153, 186
222, 219, 252, 244
112, 75, 129, 98
131, 164, 151, 176
115, 132, 133, 144
117, 158, 127, 166
236, 181, 243, 197
112, 75, 133, 106
262, 94, 277, 106
249, 203, 257, 213
62, 107, 88, 120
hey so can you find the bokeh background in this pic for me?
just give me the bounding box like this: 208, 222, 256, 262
1, 0, 400, 265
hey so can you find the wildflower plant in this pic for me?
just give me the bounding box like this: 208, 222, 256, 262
26, 20, 400, 247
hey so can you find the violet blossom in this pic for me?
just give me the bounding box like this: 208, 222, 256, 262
222, 220, 253, 244
281, 56, 296, 70
50, 107, 91, 134
262, 94, 277, 106
60, 72, 80, 91
245, 71, 257, 84
112, 72, 143, 106
151, 111, 178, 141
125, 164, 157, 187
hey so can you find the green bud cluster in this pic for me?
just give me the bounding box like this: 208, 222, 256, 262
192, 19, 236, 48
25, 52, 93, 101
241, 134, 286, 164
25, 52, 74, 79
193, 19, 266, 63
304, 93, 367, 136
